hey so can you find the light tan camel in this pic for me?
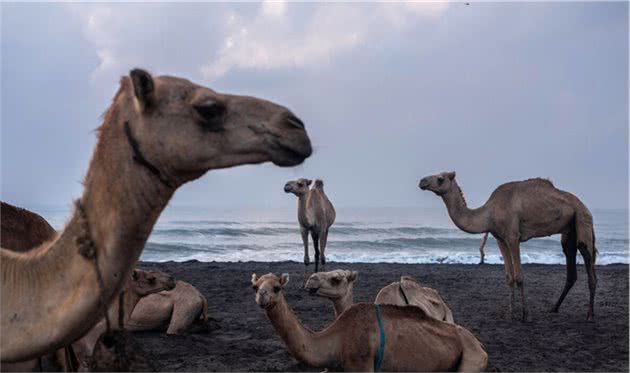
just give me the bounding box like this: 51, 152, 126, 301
1, 68, 312, 362
58, 269, 175, 371
252, 273, 487, 372
128, 280, 207, 335
284, 179, 336, 272
419, 171, 597, 321
305, 270, 454, 323
1, 201, 57, 253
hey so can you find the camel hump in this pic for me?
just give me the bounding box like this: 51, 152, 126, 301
313, 179, 324, 190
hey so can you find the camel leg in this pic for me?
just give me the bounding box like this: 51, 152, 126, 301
301, 227, 310, 266
478, 232, 488, 265
166, 303, 202, 335
551, 231, 577, 313
311, 231, 320, 273
319, 229, 329, 270
496, 239, 515, 319
577, 243, 597, 321
508, 239, 529, 321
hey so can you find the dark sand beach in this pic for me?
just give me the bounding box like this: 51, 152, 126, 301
132, 261, 628, 372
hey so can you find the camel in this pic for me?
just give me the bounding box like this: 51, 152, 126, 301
1, 68, 312, 362
284, 178, 336, 272
60, 268, 175, 371
128, 280, 207, 335
305, 270, 454, 323
1, 201, 57, 252
419, 171, 597, 321
252, 273, 487, 372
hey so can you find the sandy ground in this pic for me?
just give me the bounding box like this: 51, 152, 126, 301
129, 261, 628, 372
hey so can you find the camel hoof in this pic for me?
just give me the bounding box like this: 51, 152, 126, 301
303, 257, 310, 266
320, 255, 326, 265
586, 311, 594, 321
549, 307, 559, 313
478, 261, 484, 265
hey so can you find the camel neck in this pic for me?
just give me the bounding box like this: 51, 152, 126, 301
0, 95, 176, 361
266, 295, 338, 368
441, 181, 490, 234
332, 288, 354, 317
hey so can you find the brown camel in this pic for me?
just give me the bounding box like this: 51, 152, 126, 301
1, 201, 57, 252
252, 273, 487, 372
1, 68, 312, 362
419, 171, 597, 321
284, 178, 336, 272
128, 280, 208, 335
59, 269, 175, 371
305, 270, 454, 323
478, 232, 489, 265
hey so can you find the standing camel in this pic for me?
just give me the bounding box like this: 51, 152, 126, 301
284, 178, 336, 272
419, 171, 597, 321
252, 273, 487, 372
1, 68, 312, 362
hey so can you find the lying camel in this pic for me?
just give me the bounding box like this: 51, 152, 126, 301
128, 280, 208, 335
1, 201, 57, 252
1, 69, 312, 362
284, 178, 336, 272
59, 269, 175, 371
420, 172, 597, 320
252, 273, 487, 372
305, 270, 454, 323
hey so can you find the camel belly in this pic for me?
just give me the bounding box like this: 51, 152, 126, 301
128, 295, 173, 330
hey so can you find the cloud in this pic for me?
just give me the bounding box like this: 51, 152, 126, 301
66, 2, 449, 84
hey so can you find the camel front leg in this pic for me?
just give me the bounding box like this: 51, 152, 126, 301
508, 239, 529, 321
311, 231, 320, 273
496, 239, 515, 319
301, 227, 310, 266
478, 232, 488, 265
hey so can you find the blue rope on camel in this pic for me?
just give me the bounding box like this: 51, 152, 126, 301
374, 304, 386, 371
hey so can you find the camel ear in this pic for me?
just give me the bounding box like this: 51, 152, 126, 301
280, 273, 290, 286
130, 68, 156, 109
306, 179, 313, 186
446, 171, 456, 180
251, 273, 258, 286
347, 271, 359, 283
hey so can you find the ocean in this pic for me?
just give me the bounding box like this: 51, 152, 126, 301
33, 205, 628, 265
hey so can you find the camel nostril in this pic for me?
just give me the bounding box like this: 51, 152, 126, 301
286, 114, 305, 130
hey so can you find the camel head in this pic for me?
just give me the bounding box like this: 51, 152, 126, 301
304, 269, 358, 299
118, 69, 313, 185
419, 171, 457, 196
283, 178, 313, 196
251, 273, 289, 309
129, 269, 176, 297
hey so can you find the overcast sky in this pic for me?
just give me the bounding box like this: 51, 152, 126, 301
1, 2, 627, 211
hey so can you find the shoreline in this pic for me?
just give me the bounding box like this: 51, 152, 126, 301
132, 261, 628, 372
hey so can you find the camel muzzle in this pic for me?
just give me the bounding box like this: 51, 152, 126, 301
419, 178, 430, 190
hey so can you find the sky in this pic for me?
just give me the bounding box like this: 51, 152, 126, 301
1, 1, 628, 211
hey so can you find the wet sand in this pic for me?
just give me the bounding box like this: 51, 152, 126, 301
132, 261, 628, 372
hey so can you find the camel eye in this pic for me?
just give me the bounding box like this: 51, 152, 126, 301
437, 177, 444, 185
194, 99, 225, 132
252, 285, 259, 291
331, 277, 341, 285
148, 277, 156, 284
273, 285, 281, 293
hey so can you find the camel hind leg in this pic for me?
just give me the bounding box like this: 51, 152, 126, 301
551, 230, 577, 313
166, 302, 203, 335
311, 231, 320, 273
575, 214, 597, 320
456, 327, 488, 372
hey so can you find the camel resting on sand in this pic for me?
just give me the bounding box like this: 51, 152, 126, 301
284, 178, 336, 272
1, 201, 57, 252
420, 171, 597, 320
305, 270, 454, 323
61, 269, 175, 371
128, 280, 208, 335
253, 273, 487, 372
1, 69, 312, 362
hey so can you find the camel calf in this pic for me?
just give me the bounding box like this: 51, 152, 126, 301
305, 270, 454, 323
254, 273, 487, 372
128, 280, 208, 335
284, 178, 336, 272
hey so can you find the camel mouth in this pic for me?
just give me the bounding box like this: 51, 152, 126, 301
271, 138, 312, 167
419, 179, 430, 190
307, 287, 319, 295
